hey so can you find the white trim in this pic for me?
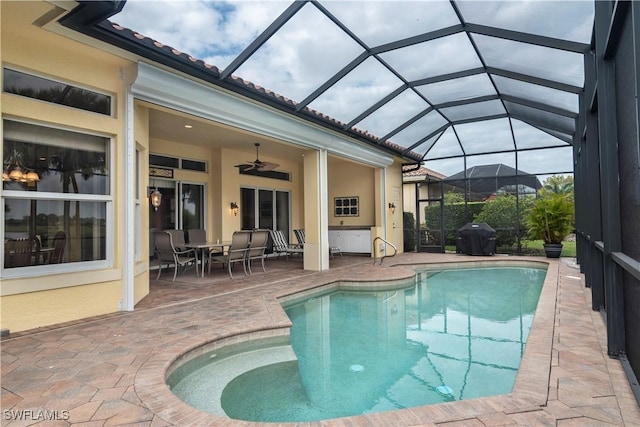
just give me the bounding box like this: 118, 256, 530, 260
382, 167, 389, 241
1, 191, 111, 201
319, 149, 329, 270
131, 62, 394, 168
121, 86, 135, 311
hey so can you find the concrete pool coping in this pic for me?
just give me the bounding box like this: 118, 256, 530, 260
135, 258, 561, 425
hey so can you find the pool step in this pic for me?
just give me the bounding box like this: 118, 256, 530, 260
170, 344, 298, 416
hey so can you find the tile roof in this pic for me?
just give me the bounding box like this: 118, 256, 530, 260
402, 165, 445, 180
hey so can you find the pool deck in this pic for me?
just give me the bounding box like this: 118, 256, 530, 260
2, 253, 639, 426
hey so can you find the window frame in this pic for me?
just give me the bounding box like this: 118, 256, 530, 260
3, 66, 114, 117
1, 119, 114, 280
240, 186, 291, 237
149, 152, 208, 173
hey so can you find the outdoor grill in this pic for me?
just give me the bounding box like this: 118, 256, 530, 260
456, 223, 496, 256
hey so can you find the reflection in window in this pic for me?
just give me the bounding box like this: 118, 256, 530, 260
3, 68, 111, 115
181, 183, 204, 230
4, 199, 106, 268
2, 120, 111, 271
3, 122, 108, 194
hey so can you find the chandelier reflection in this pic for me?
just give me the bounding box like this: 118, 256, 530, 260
3, 150, 40, 184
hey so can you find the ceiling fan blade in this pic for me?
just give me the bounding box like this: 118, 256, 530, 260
235, 162, 256, 170
235, 144, 278, 171
256, 161, 279, 171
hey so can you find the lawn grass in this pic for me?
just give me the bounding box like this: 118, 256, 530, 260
519, 239, 576, 257
446, 239, 577, 257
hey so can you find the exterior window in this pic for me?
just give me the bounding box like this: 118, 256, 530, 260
181, 159, 206, 172
3, 68, 111, 116
149, 154, 206, 172
3, 120, 110, 270
240, 187, 290, 238
149, 154, 179, 168
180, 183, 204, 230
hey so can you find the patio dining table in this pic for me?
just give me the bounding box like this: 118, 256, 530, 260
184, 241, 231, 277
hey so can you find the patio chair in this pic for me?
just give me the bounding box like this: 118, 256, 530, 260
49, 231, 66, 264
5, 237, 40, 268
246, 229, 269, 274
186, 228, 206, 244
269, 230, 303, 260
165, 229, 187, 251
154, 231, 198, 281
292, 229, 340, 259
209, 231, 251, 278
329, 245, 343, 259
293, 229, 305, 247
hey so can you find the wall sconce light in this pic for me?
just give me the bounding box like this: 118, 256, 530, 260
230, 202, 239, 216
388, 202, 396, 214
150, 188, 162, 211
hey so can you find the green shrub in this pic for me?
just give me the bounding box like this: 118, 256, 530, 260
403, 211, 416, 251
526, 194, 573, 244
425, 201, 484, 245
473, 195, 522, 247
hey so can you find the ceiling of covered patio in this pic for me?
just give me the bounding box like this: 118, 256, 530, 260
82, 0, 594, 178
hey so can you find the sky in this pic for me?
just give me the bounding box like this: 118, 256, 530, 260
111, 0, 594, 177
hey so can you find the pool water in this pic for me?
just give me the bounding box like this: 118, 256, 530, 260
174, 266, 545, 422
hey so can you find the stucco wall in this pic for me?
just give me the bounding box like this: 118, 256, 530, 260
1, 1, 132, 332
327, 157, 376, 227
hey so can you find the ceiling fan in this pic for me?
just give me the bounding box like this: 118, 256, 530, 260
235, 143, 279, 172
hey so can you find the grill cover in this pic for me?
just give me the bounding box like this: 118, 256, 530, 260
456, 223, 496, 256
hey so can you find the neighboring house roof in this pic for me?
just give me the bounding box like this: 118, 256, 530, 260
445, 163, 542, 195
402, 165, 446, 181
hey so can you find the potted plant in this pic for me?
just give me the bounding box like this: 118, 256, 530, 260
525, 193, 573, 258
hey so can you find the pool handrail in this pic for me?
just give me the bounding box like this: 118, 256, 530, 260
372, 236, 397, 265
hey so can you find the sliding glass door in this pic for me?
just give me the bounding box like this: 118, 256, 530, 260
180, 183, 205, 230
241, 187, 290, 240
258, 189, 274, 229
149, 178, 205, 258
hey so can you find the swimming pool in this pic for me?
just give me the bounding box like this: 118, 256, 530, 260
168, 266, 545, 422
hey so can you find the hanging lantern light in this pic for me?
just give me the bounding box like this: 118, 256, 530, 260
150, 188, 162, 211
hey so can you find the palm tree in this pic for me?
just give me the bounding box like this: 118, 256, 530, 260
540, 175, 574, 202
49, 148, 106, 260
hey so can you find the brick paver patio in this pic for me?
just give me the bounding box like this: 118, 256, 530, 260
1, 253, 638, 426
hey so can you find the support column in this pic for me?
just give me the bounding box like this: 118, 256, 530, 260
583, 50, 605, 310
595, 0, 625, 356
121, 82, 135, 311
303, 149, 329, 271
